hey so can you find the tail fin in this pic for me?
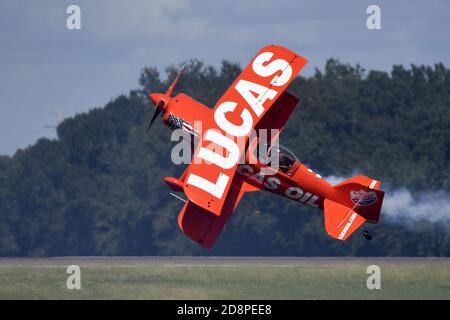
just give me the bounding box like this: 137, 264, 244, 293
334, 175, 384, 223
323, 175, 385, 240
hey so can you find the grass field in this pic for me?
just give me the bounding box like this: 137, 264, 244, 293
0, 257, 449, 299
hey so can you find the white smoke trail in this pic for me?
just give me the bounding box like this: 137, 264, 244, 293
325, 175, 450, 223
382, 189, 450, 223
325, 175, 349, 186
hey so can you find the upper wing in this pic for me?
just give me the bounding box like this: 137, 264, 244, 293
253, 91, 299, 146
183, 45, 308, 216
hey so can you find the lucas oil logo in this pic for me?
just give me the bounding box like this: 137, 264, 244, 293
350, 190, 377, 206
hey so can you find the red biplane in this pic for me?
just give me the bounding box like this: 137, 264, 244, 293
146, 45, 384, 249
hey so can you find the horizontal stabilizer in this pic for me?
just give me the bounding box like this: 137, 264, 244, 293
323, 199, 366, 241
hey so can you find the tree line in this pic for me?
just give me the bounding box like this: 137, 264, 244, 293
0, 58, 449, 256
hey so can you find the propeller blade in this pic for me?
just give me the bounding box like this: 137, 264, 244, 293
146, 65, 184, 132
147, 100, 164, 132
165, 64, 185, 97
146, 105, 162, 131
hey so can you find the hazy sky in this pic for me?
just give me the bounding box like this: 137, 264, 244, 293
1, 0, 449, 155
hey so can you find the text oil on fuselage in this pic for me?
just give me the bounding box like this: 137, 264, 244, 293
236, 164, 322, 208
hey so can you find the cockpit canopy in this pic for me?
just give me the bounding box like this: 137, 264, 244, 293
254, 142, 300, 174
271, 144, 300, 173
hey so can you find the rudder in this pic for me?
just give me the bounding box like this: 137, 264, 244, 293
334, 175, 384, 223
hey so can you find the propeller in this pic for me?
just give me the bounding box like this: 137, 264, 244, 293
146, 100, 164, 132
146, 65, 185, 132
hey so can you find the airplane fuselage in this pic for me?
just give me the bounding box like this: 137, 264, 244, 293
237, 162, 335, 210
159, 93, 343, 212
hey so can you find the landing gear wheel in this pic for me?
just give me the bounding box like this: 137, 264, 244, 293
363, 230, 373, 241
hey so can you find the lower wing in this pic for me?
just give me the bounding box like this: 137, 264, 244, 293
177, 176, 249, 249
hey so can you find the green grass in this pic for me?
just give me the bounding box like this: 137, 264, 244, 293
0, 258, 449, 299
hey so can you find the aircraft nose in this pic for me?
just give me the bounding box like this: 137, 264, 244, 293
149, 93, 165, 109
